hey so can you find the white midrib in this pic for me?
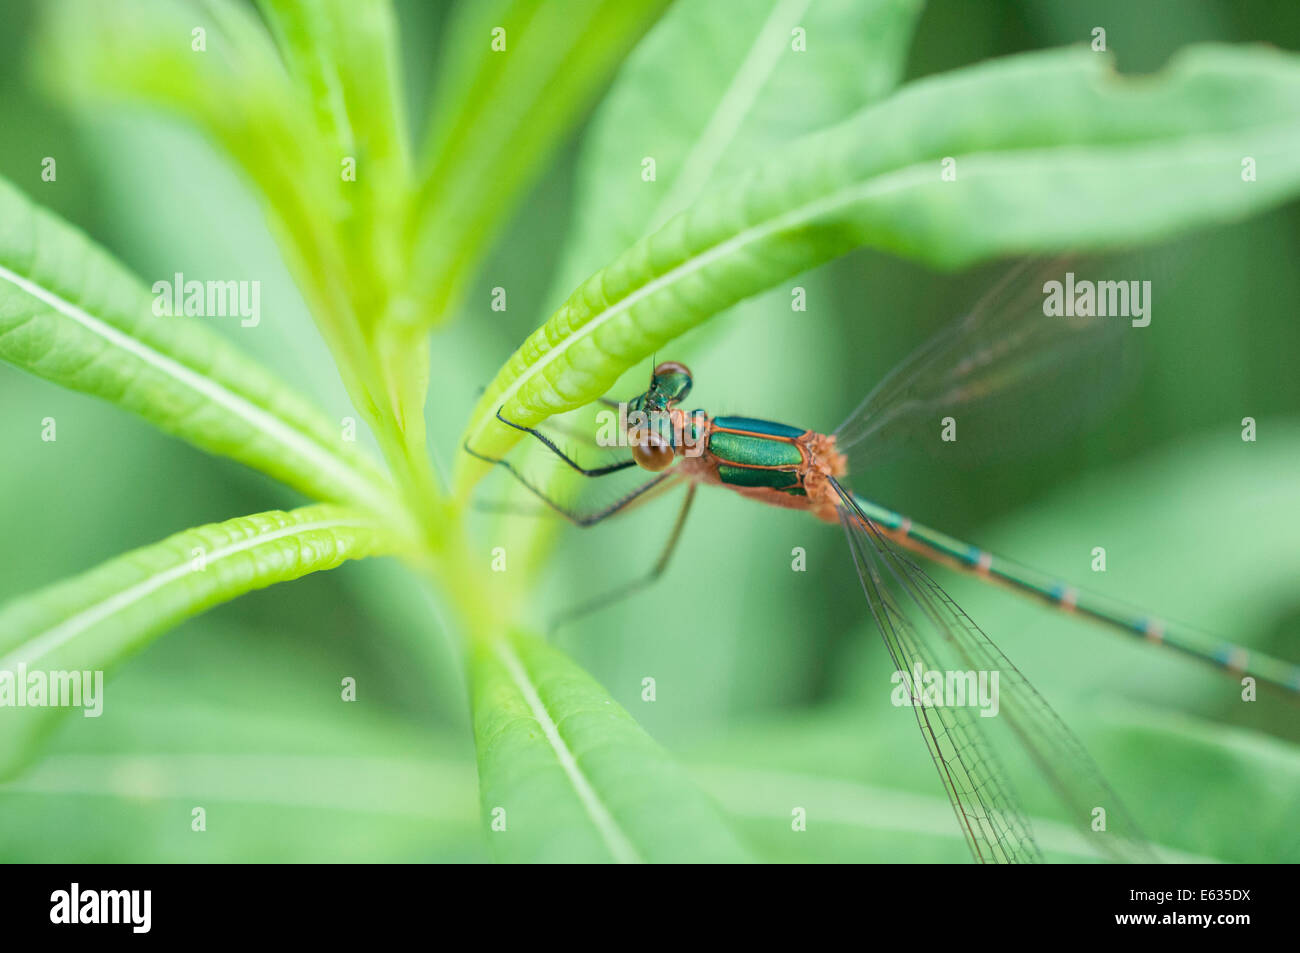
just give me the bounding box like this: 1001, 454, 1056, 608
0, 517, 369, 669
0, 262, 387, 510
494, 638, 642, 864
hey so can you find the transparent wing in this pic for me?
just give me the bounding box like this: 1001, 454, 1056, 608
834, 256, 1146, 470
836, 483, 1041, 863
832, 480, 1155, 863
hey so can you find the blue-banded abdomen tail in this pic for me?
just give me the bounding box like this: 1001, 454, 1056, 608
842, 491, 1300, 696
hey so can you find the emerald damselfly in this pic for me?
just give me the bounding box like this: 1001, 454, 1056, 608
466, 260, 1298, 863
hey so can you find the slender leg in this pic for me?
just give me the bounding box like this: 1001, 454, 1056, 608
495, 407, 635, 477
463, 440, 671, 526
469, 499, 554, 518
530, 398, 624, 448
550, 483, 697, 631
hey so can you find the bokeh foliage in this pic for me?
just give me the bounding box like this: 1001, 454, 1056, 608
1, 0, 1298, 862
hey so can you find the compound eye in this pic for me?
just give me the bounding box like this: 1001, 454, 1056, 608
653, 360, 691, 379
630, 430, 675, 471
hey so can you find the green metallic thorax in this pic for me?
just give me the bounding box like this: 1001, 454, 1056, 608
708, 416, 809, 495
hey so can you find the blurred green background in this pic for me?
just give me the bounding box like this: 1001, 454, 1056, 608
1, 0, 1298, 862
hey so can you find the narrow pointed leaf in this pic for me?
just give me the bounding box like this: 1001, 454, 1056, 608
553, 0, 922, 301
414, 0, 669, 325
0, 178, 396, 516
37, 0, 341, 269
682, 703, 1300, 862
36, 0, 390, 413
458, 44, 1300, 485
256, 0, 410, 171
471, 629, 750, 862
0, 505, 394, 778
255, 0, 415, 323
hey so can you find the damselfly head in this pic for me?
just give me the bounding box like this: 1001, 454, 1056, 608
648, 361, 692, 407
621, 362, 694, 470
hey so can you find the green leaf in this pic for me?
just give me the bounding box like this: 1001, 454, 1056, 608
256, 0, 410, 171
681, 701, 1296, 862
1091, 706, 1300, 863
0, 613, 483, 861
1, 752, 484, 861
457, 43, 1300, 482
413, 0, 670, 326
0, 177, 398, 518
36, 0, 416, 442
255, 0, 414, 315
0, 505, 395, 778
553, 0, 922, 300
36, 0, 346, 318
470, 629, 750, 862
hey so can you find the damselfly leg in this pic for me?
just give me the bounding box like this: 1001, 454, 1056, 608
493, 407, 638, 477
548, 484, 698, 632
463, 434, 672, 526
467, 407, 696, 622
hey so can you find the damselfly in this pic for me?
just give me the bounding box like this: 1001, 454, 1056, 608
466, 261, 1300, 863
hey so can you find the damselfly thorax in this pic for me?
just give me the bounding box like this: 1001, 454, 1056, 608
677, 414, 847, 522
621, 361, 848, 522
